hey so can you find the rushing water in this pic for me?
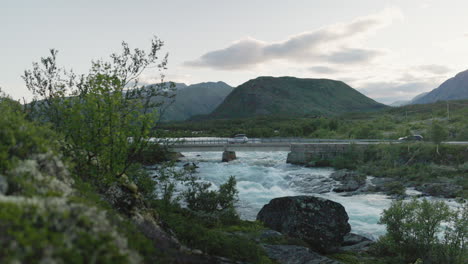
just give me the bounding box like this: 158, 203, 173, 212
178, 151, 394, 239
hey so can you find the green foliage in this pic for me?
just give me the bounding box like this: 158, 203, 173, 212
161, 99, 468, 142
184, 175, 239, 214
376, 199, 467, 264
0, 201, 134, 264
326, 143, 468, 197
0, 97, 59, 174
23, 37, 173, 190
383, 182, 406, 196
153, 202, 273, 263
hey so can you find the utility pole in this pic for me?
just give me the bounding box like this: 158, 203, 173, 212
446, 101, 450, 120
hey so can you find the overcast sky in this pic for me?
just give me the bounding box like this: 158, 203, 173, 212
1, 0, 468, 104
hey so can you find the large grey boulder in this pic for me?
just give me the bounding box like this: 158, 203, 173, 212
262, 245, 342, 264
257, 196, 351, 254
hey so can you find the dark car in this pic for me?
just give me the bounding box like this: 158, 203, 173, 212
398, 135, 423, 141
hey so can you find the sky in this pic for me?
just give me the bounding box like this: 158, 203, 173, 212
1, 0, 468, 104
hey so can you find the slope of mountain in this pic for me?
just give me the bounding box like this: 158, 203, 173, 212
207, 76, 386, 119
390, 100, 410, 107
390, 92, 429, 107
159, 81, 233, 121
411, 69, 468, 104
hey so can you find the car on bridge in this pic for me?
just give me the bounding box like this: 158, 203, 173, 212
398, 135, 424, 141
228, 134, 249, 144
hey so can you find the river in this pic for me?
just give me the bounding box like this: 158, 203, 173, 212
178, 151, 394, 240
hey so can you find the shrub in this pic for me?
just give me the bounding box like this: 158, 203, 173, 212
184, 175, 239, 214
376, 199, 467, 264
383, 181, 406, 196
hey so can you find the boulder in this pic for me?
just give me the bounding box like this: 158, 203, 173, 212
340, 233, 374, 253
222, 151, 237, 162
258, 229, 283, 241
331, 170, 366, 192
415, 182, 462, 198
262, 245, 342, 264
257, 196, 351, 254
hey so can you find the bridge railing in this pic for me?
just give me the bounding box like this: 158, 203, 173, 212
165, 138, 397, 145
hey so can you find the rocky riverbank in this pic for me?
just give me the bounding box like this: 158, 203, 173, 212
287, 143, 468, 199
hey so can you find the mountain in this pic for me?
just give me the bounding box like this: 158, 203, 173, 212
411, 69, 468, 104
390, 92, 429, 107
207, 76, 386, 119
390, 100, 410, 107
158, 81, 233, 121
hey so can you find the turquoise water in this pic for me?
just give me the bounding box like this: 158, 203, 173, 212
179, 151, 392, 239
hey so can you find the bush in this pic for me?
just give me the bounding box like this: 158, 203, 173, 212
383, 181, 406, 196
0, 97, 59, 174
376, 199, 467, 264
153, 202, 273, 263
184, 175, 239, 214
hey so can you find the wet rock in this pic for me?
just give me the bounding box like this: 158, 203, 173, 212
257, 196, 351, 254
262, 245, 343, 264
0, 175, 7, 195
183, 162, 199, 171
331, 170, 366, 192
259, 229, 283, 240
340, 233, 374, 253
415, 182, 462, 198
289, 174, 334, 194
367, 177, 394, 193
222, 151, 237, 162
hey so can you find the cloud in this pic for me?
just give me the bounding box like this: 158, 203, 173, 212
185, 8, 402, 70
324, 48, 382, 64
417, 64, 451, 75
308, 66, 340, 74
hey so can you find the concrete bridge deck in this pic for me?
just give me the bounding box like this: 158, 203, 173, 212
166, 138, 398, 152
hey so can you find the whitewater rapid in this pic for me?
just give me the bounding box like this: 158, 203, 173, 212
178, 151, 393, 239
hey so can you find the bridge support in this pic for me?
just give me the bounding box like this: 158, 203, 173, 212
287, 144, 368, 166
222, 150, 236, 162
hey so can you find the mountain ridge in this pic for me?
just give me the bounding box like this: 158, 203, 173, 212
156, 81, 233, 121
411, 69, 468, 104
206, 76, 386, 119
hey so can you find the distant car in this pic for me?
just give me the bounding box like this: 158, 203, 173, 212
398, 135, 424, 141
228, 134, 248, 144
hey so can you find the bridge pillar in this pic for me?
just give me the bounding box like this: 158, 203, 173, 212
222, 150, 236, 162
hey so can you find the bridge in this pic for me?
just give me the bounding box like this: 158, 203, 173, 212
166, 138, 395, 152
161, 138, 468, 162
163, 138, 397, 162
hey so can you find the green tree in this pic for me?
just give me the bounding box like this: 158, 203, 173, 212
22, 37, 174, 187
378, 199, 467, 264
431, 121, 448, 154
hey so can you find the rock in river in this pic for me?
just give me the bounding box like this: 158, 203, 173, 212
330, 170, 366, 192
257, 196, 351, 254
